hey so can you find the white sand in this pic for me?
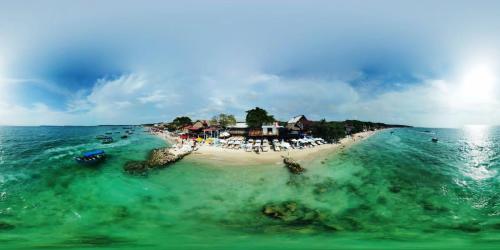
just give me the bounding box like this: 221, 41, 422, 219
181, 131, 378, 166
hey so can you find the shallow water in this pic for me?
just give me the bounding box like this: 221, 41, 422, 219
0, 126, 499, 249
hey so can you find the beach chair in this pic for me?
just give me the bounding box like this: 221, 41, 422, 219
245, 139, 254, 152
262, 139, 269, 152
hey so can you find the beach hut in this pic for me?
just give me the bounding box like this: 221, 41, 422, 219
286, 115, 312, 137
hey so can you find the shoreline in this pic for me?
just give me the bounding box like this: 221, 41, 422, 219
152, 130, 380, 167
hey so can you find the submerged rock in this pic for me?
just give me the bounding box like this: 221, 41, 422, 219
262, 201, 319, 222
283, 157, 305, 174
0, 221, 15, 230
261, 201, 337, 231
313, 178, 336, 195
123, 161, 148, 175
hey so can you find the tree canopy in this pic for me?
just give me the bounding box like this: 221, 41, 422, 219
169, 116, 192, 130
210, 113, 236, 128
310, 119, 346, 143
245, 107, 275, 128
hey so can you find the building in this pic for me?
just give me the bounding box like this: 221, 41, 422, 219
227, 122, 249, 136
286, 115, 312, 137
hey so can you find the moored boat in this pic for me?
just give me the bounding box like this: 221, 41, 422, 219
102, 137, 114, 144
75, 150, 106, 165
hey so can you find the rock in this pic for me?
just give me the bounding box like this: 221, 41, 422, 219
283, 157, 305, 174
262, 201, 320, 223
123, 161, 148, 175
313, 178, 336, 195
0, 221, 15, 230
389, 186, 401, 193
123, 147, 191, 175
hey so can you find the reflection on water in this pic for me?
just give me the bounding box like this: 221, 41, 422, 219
461, 125, 497, 180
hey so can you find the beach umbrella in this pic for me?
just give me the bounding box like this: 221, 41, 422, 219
220, 131, 230, 138
196, 137, 203, 143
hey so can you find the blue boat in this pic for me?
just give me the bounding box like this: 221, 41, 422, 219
75, 150, 106, 164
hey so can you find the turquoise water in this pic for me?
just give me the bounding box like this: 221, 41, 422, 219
0, 126, 499, 249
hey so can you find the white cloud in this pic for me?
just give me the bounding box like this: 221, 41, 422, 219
1, 69, 500, 128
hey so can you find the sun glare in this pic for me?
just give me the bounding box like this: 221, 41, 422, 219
458, 63, 496, 102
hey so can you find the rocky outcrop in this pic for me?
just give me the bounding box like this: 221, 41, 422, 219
124, 147, 191, 175
283, 157, 305, 174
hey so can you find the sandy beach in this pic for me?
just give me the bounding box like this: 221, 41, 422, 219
176, 130, 378, 166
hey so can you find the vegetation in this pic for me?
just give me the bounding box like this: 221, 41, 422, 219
210, 114, 237, 128
311, 119, 410, 143
245, 107, 275, 128
310, 120, 346, 143
167, 116, 192, 130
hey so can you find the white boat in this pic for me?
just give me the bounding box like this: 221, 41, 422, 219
245, 139, 254, 152
254, 139, 262, 152
262, 139, 270, 152
272, 139, 281, 151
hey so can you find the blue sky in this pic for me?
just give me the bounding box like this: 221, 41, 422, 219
0, 0, 499, 127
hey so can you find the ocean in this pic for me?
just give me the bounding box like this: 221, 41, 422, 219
0, 126, 498, 249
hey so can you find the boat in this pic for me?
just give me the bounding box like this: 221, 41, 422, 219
121, 135, 128, 139
105, 132, 113, 135
75, 150, 106, 165
431, 138, 438, 142
102, 137, 114, 144
96, 135, 108, 139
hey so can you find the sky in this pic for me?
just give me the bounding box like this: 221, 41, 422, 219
0, 0, 500, 127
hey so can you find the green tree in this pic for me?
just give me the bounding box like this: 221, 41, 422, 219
210, 114, 237, 128
171, 116, 192, 129
311, 119, 346, 143
245, 107, 275, 128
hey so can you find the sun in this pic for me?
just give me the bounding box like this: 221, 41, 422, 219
457, 63, 496, 103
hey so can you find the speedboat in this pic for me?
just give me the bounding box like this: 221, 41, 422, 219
431, 138, 438, 143
75, 150, 106, 165
102, 137, 114, 144
121, 135, 128, 139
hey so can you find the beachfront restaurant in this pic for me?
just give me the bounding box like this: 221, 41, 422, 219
286, 115, 312, 138
248, 122, 284, 138
227, 122, 249, 136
